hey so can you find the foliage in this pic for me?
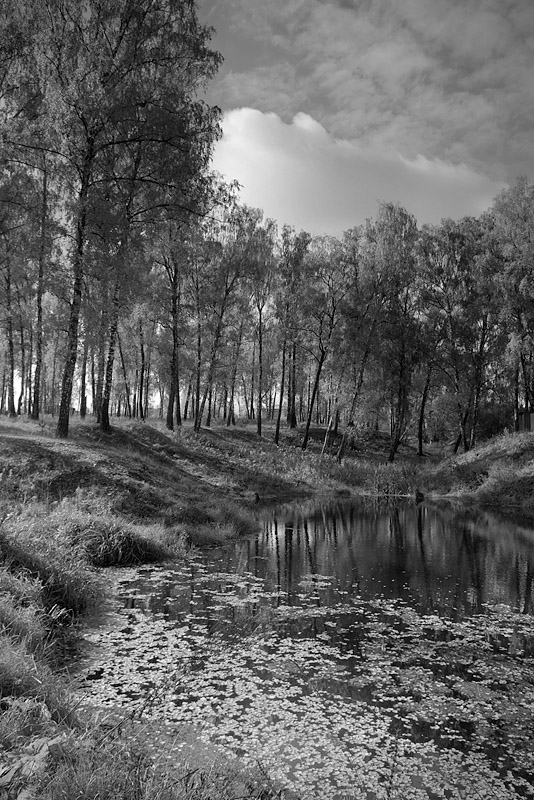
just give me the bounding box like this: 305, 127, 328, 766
421, 430, 534, 511
365, 462, 418, 497
0, 515, 99, 618
1, 0, 534, 462
67, 515, 176, 568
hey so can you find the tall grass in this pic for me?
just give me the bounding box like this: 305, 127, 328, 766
365, 462, 418, 498
0, 517, 99, 618
33, 731, 284, 800
174, 498, 258, 547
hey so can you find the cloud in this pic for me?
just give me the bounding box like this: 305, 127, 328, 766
211, 108, 507, 236
202, 0, 534, 183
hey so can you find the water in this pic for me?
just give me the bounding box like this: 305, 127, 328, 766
76, 500, 534, 799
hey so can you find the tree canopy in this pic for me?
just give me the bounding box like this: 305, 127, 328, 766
1, 2, 534, 459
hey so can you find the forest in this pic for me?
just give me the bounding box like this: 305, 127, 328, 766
3, 4, 534, 800
2, 0, 534, 462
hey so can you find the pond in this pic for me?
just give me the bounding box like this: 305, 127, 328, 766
75, 500, 534, 800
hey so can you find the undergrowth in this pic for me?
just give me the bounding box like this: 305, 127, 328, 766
0, 476, 282, 799
364, 462, 419, 498
31, 729, 284, 800
175, 498, 258, 546
4, 420, 534, 798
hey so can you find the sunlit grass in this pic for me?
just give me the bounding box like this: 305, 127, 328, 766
31, 727, 284, 800
420, 431, 534, 513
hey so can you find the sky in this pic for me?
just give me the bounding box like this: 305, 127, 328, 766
197, 0, 534, 238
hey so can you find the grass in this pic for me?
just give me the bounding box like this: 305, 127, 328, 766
0, 419, 293, 799
0, 511, 100, 619
177, 497, 259, 546
364, 461, 419, 498
31, 730, 284, 800
420, 431, 534, 515
3, 416, 534, 798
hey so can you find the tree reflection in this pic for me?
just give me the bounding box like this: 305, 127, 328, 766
256, 500, 534, 617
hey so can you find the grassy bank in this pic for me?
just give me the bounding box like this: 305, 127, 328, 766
420, 431, 534, 518
2, 416, 534, 797
0, 417, 294, 798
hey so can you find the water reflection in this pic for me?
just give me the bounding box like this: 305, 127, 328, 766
120, 501, 534, 627
76, 500, 534, 799
210, 500, 534, 617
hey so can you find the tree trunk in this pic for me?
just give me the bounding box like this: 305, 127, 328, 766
206, 384, 213, 427
388, 386, 408, 462
166, 382, 176, 430
321, 404, 336, 456
257, 308, 263, 436
288, 342, 297, 428
132, 369, 138, 418
80, 331, 89, 418
100, 280, 121, 433
16, 289, 25, 416
31, 162, 48, 421
274, 338, 287, 445
417, 366, 432, 457
388, 336, 410, 462
336, 334, 373, 464
227, 322, 244, 427
302, 350, 326, 451
166, 267, 181, 430
116, 333, 131, 418
0, 366, 6, 414
249, 339, 255, 420
194, 311, 202, 431
4, 253, 17, 418
56, 142, 93, 438
25, 328, 33, 415
91, 351, 96, 416
181, 377, 191, 420
143, 320, 155, 420
242, 375, 250, 419
94, 308, 107, 423
469, 314, 488, 449
520, 352, 531, 411
196, 313, 227, 431
514, 365, 520, 432
138, 319, 145, 421
453, 400, 472, 454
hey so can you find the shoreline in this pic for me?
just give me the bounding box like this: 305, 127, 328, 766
2, 418, 534, 797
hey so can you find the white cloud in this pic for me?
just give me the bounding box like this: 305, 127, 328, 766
201, 0, 534, 183
211, 108, 507, 236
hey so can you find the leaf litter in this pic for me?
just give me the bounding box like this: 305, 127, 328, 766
72, 550, 534, 800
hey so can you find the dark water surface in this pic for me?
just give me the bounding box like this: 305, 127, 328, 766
77, 500, 534, 799
215, 500, 534, 616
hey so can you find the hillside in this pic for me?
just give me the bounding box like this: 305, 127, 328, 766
421, 432, 534, 517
